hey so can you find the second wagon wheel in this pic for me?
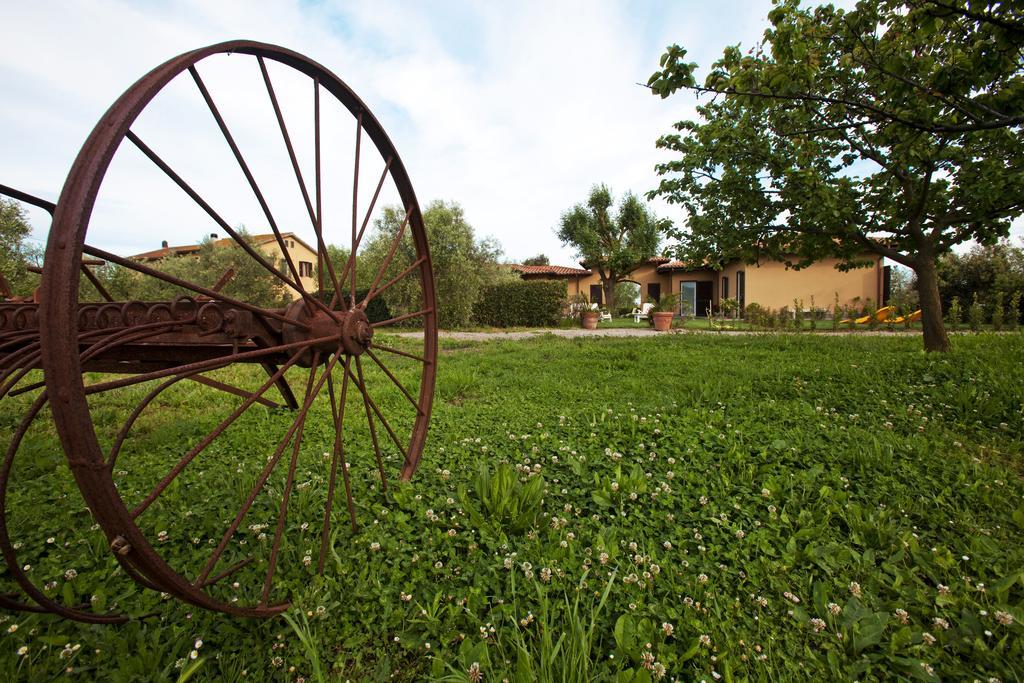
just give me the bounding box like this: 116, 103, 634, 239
39, 40, 437, 616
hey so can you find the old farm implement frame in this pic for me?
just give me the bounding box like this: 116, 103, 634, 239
0, 41, 437, 622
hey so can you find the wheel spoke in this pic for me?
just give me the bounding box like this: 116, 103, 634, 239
331, 158, 393, 311
125, 130, 316, 304
364, 348, 423, 414
261, 351, 325, 605
83, 245, 307, 330
319, 356, 356, 574
256, 56, 341, 297
195, 350, 341, 587
131, 347, 308, 518
345, 359, 407, 462
359, 207, 412, 307
80, 264, 114, 302
198, 557, 255, 589
370, 343, 428, 364
350, 113, 362, 310
371, 308, 432, 329
314, 79, 325, 295
107, 372, 194, 470
361, 257, 427, 310
187, 374, 280, 408
188, 65, 332, 318
354, 356, 389, 490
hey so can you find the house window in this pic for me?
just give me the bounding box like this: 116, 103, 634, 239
299, 261, 313, 278
647, 283, 661, 302
589, 284, 603, 306
721, 276, 729, 300
680, 280, 713, 317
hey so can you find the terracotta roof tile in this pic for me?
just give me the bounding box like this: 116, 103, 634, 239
511, 264, 591, 277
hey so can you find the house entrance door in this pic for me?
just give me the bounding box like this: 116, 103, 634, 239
696, 281, 713, 316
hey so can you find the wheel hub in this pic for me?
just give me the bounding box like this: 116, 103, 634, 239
283, 301, 373, 363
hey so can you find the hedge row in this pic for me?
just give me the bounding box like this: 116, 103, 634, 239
473, 280, 566, 327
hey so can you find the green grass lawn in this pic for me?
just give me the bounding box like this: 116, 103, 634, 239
1, 333, 1022, 681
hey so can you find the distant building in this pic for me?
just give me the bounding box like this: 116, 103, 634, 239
130, 232, 319, 301
511, 255, 887, 315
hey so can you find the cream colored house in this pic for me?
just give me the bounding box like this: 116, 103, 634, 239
131, 232, 319, 301
513, 255, 887, 316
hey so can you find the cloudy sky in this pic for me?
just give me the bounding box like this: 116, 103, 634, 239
3, 1, 1014, 269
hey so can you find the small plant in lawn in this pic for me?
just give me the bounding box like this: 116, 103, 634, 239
778, 306, 790, 330
720, 297, 739, 320
461, 462, 545, 536
832, 292, 841, 331
969, 292, 984, 332
793, 299, 804, 332
865, 298, 878, 330
947, 296, 963, 331
809, 295, 817, 330
992, 291, 1005, 332
846, 305, 856, 330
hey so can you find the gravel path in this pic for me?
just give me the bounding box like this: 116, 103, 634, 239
391, 328, 935, 342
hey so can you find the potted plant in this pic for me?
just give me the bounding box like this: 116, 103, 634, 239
569, 293, 600, 329
649, 293, 680, 331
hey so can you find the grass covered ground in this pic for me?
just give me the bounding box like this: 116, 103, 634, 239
1, 333, 1022, 681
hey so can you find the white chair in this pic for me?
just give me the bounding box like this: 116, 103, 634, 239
631, 302, 654, 323
600, 310, 612, 322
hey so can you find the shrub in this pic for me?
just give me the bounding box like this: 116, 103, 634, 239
947, 296, 962, 331
1009, 291, 1022, 332
744, 302, 767, 328
832, 292, 841, 331
992, 291, 1005, 332
793, 299, 803, 332
969, 292, 984, 332
473, 280, 566, 327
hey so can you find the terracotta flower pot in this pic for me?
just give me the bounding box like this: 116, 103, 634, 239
652, 311, 674, 331
581, 311, 600, 330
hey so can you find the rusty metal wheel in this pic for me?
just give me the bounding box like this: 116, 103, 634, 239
36, 40, 437, 617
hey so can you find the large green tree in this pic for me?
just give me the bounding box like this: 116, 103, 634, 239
357, 200, 505, 329
647, 0, 1024, 351
0, 198, 42, 298
557, 185, 666, 311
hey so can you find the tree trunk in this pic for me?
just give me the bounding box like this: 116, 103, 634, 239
603, 279, 616, 312
914, 255, 950, 352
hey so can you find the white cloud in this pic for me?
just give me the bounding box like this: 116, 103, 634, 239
0, 0, 800, 266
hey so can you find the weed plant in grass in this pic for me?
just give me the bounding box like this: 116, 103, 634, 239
0, 334, 1022, 681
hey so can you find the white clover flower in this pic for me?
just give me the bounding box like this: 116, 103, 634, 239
828, 602, 841, 616
995, 611, 1014, 626
662, 622, 674, 637
810, 618, 827, 633
848, 582, 862, 598
699, 634, 711, 647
